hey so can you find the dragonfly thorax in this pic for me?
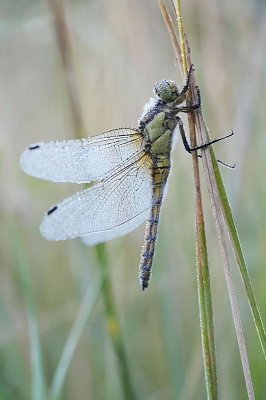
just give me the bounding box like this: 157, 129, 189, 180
138, 94, 179, 159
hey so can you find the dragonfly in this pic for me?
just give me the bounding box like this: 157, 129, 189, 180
20, 66, 233, 290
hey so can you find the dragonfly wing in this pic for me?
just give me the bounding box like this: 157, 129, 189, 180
20, 128, 142, 183
40, 151, 152, 241
82, 171, 168, 246
81, 209, 148, 246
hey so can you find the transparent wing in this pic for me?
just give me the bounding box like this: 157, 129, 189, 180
20, 128, 143, 183
81, 209, 148, 246
40, 151, 153, 241
82, 173, 169, 246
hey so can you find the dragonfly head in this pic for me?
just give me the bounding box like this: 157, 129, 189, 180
153, 79, 179, 103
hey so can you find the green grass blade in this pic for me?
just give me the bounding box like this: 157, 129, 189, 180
193, 108, 255, 398
15, 222, 46, 400
49, 269, 104, 400
95, 243, 137, 400
210, 148, 266, 358
196, 218, 218, 400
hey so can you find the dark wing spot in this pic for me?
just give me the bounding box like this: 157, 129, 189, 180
29, 145, 40, 150
47, 205, 58, 216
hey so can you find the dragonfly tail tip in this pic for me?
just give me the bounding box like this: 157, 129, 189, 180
141, 281, 149, 291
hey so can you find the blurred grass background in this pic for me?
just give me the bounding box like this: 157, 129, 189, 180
1, 0, 266, 399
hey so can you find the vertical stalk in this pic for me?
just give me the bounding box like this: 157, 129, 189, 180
48, 0, 85, 136
192, 108, 255, 399
175, 2, 218, 398
158, 1, 218, 398
95, 244, 137, 400
15, 222, 46, 400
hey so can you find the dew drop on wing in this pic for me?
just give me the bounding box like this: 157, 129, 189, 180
29, 145, 40, 150
47, 205, 58, 216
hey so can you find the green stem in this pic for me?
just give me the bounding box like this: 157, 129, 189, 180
197, 220, 218, 400
95, 244, 137, 400
15, 222, 46, 400
210, 148, 266, 358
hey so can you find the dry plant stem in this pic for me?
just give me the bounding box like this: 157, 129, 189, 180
187, 50, 255, 398
48, 0, 85, 136
157, 0, 218, 397
184, 58, 218, 400
192, 146, 218, 400
49, 2, 136, 398
175, 1, 218, 398
157, 0, 182, 69
175, 0, 187, 71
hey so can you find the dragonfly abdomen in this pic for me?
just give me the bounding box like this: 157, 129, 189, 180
139, 167, 169, 290
139, 212, 160, 290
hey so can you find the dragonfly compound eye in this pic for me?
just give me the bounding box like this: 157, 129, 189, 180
153, 80, 179, 102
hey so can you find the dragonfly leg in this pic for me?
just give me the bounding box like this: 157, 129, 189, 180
177, 116, 234, 156
175, 86, 201, 112
174, 64, 201, 111
189, 130, 234, 152
174, 64, 194, 105
177, 117, 194, 153
197, 154, 236, 169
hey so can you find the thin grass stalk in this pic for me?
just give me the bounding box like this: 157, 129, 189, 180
160, 0, 258, 396
157, 0, 182, 70
95, 244, 137, 400
186, 46, 255, 399
212, 157, 266, 358
193, 108, 255, 399
179, 5, 266, 361
158, 1, 218, 398
49, 271, 104, 400
48, 1, 137, 398
180, 0, 266, 364
175, 2, 218, 397
15, 221, 46, 400
48, 0, 85, 136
